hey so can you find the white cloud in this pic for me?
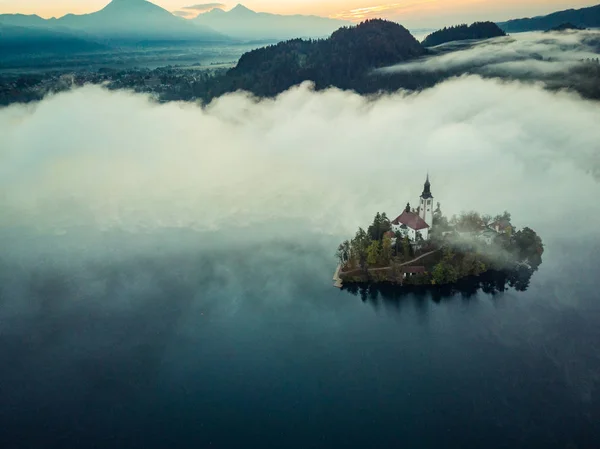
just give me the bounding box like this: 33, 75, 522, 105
0, 76, 599, 251
379, 30, 600, 77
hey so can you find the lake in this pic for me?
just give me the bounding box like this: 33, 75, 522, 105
1, 228, 599, 449
1, 74, 600, 448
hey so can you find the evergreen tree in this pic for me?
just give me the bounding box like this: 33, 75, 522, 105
367, 240, 381, 266
353, 227, 370, 269
394, 231, 403, 255
402, 236, 412, 260
381, 235, 392, 265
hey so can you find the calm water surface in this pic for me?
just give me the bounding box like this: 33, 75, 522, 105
1, 232, 599, 448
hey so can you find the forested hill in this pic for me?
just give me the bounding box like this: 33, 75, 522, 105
209, 19, 426, 97
498, 4, 600, 33
545, 22, 586, 32
422, 22, 506, 47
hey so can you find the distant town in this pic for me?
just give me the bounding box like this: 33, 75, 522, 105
0, 65, 234, 106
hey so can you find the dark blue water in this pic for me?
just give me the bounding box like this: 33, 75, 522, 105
1, 233, 599, 449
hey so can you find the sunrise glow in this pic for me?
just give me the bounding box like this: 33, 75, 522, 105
0, 0, 598, 27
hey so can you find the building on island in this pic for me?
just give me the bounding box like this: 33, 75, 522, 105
402, 266, 426, 278
386, 174, 513, 247
490, 219, 512, 234
391, 175, 434, 241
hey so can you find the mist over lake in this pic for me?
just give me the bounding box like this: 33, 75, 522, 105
1, 76, 600, 448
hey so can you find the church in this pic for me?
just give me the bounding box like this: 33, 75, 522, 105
390, 175, 434, 241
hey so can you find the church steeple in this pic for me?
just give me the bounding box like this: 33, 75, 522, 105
421, 173, 432, 199
418, 174, 433, 226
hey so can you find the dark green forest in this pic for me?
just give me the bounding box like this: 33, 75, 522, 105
193, 19, 431, 100
421, 22, 506, 47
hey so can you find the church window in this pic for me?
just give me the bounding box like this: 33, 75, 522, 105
427, 199, 431, 205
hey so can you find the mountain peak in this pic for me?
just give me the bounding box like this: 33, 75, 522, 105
230, 4, 255, 14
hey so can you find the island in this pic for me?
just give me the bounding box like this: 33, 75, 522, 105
334, 175, 544, 289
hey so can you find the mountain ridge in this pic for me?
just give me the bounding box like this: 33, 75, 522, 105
194, 3, 351, 40
0, 0, 227, 44
497, 3, 600, 32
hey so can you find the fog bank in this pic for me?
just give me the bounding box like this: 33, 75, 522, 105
379, 30, 600, 77
1, 76, 599, 254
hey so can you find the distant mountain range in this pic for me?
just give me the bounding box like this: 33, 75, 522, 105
0, 0, 350, 51
194, 4, 351, 40
1, 0, 599, 60
0, 0, 227, 46
498, 3, 600, 33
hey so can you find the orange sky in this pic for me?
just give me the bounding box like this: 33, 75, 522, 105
1, 0, 598, 27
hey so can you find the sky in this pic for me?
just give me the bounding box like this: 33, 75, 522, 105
0, 0, 598, 28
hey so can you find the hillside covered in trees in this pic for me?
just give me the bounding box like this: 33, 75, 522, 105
498, 4, 600, 33
202, 19, 427, 98
422, 22, 506, 47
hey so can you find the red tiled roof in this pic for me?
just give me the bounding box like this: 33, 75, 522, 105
403, 266, 426, 273
391, 211, 430, 231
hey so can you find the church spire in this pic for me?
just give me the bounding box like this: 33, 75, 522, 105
421, 174, 432, 200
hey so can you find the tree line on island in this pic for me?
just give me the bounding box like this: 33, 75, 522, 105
336, 206, 544, 287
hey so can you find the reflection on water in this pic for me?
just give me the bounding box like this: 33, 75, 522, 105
343, 265, 537, 305
0, 234, 599, 449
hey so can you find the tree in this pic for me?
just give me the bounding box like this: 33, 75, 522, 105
380, 212, 391, 236
368, 212, 392, 241
461, 252, 486, 276
381, 235, 392, 265
432, 260, 459, 285
336, 243, 345, 266
368, 212, 383, 241
432, 202, 450, 232
394, 231, 403, 255
431, 247, 459, 284
493, 211, 512, 224
336, 240, 352, 267
367, 240, 381, 266
513, 227, 544, 268
342, 240, 351, 265
456, 211, 484, 232
352, 227, 370, 269
402, 236, 412, 260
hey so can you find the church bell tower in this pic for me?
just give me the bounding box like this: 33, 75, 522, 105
419, 174, 433, 226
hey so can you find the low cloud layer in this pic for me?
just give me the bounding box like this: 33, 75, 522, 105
174, 3, 225, 17
182, 3, 226, 12
1, 76, 599, 257
331, 2, 429, 22
379, 30, 600, 77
